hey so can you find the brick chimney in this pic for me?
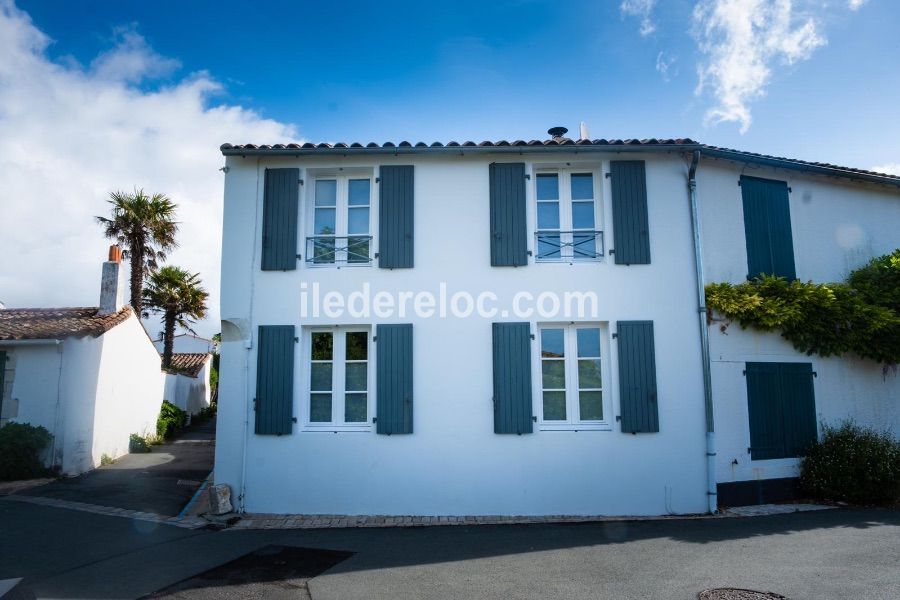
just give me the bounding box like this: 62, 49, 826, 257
98, 245, 125, 315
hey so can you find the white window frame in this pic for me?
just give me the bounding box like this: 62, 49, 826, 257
533, 322, 612, 431
533, 167, 604, 263
301, 325, 374, 432
305, 170, 376, 268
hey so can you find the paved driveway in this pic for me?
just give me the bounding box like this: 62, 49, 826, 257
1, 501, 897, 600
19, 418, 215, 516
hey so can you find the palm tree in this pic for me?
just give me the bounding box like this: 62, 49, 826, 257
143, 266, 209, 369
96, 189, 178, 316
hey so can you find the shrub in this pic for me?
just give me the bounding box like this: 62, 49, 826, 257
194, 402, 217, 422
129, 433, 151, 453
706, 249, 900, 365
0, 422, 53, 481
100, 453, 115, 466
156, 400, 187, 439
800, 421, 900, 505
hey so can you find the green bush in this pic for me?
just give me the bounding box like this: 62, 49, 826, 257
194, 402, 217, 422
156, 400, 187, 439
0, 422, 53, 481
129, 433, 152, 453
800, 421, 900, 505
706, 249, 900, 365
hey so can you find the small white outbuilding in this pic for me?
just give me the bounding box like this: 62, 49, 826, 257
163, 352, 212, 415
0, 246, 165, 475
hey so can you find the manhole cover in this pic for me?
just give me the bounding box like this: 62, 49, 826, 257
699, 589, 788, 600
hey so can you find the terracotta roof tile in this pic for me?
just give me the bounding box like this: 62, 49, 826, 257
165, 352, 210, 378
220, 137, 900, 187
0, 306, 133, 341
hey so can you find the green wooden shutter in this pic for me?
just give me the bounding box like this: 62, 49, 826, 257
489, 163, 528, 267
616, 321, 659, 433
255, 325, 295, 435
740, 176, 796, 280
376, 324, 413, 434
610, 161, 651, 265
261, 168, 300, 271
379, 165, 415, 269
746, 362, 817, 460
492, 322, 533, 434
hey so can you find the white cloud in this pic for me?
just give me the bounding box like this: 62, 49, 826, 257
692, 0, 826, 133
0, 1, 297, 337
848, 0, 868, 10
621, 0, 657, 37
655, 51, 678, 82
871, 163, 900, 176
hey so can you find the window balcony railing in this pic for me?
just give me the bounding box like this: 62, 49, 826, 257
306, 235, 373, 264
535, 230, 604, 261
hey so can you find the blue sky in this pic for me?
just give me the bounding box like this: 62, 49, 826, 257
1, 0, 898, 337
17, 0, 900, 168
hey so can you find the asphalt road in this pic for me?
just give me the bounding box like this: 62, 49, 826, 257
1, 500, 897, 600
19, 419, 215, 516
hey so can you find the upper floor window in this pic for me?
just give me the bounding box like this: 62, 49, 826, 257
535, 169, 603, 262
309, 175, 373, 265
536, 323, 609, 430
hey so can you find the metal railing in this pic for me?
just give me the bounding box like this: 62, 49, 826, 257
306, 235, 373, 264
534, 230, 604, 261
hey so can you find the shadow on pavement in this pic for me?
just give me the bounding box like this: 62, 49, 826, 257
17, 418, 215, 516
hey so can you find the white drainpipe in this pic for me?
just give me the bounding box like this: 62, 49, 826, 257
688, 150, 718, 514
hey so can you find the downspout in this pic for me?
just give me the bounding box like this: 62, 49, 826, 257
688, 150, 718, 514
237, 156, 262, 514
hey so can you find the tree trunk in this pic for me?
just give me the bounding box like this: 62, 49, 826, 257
162, 309, 176, 369
129, 238, 144, 316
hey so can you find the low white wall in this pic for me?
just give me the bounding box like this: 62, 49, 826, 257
57, 335, 104, 474
164, 361, 211, 416
711, 323, 900, 484
89, 315, 165, 469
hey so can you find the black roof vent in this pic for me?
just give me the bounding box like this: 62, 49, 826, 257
547, 126, 569, 140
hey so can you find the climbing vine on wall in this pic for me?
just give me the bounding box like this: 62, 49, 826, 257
705, 249, 900, 366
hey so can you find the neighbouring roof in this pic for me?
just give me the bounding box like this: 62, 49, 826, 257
0, 307, 133, 341
165, 352, 210, 378
220, 138, 900, 188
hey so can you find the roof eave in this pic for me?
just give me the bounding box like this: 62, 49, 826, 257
220, 143, 702, 157
221, 143, 900, 188
700, 147, 900, 189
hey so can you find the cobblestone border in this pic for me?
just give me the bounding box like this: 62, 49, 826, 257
4, 493, 835, 531
1, 494, 208, 529
227, 511, 725, 530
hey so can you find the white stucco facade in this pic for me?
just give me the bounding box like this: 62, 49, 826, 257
0, 312, 165, 475
216, 150, 713, 516
697, 161, 900, 487
215, 143, 898, 516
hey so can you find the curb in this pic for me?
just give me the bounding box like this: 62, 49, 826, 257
1, 494, 208, 529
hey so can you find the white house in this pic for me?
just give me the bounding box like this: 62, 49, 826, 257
163, 352, 212, 415
214, 130, 899, 516
153, 333, 216, 355
0, 246, 165, 475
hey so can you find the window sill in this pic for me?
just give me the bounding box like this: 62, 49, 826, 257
537, 423, 612, 432
534, 257, 604, 264
304, 262, 374, 269
301, 425, 373, 433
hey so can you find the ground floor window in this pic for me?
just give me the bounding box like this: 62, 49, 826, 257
535, 323, 610, 430
305, 327, 372, 430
